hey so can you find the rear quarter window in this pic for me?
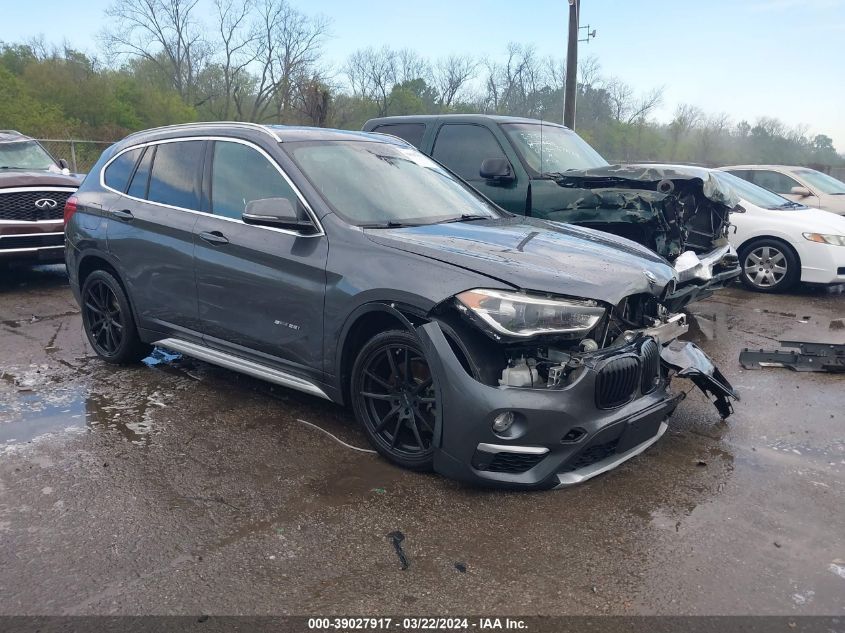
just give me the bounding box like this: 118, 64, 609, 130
103, 148, 142, 193
371, 123, 426, 148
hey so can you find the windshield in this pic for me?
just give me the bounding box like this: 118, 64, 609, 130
285, 140, 502, 226
716, 171, 804, 210
0, 140, 57, 170
501, 123, 608, 176
793, 168, 845, 195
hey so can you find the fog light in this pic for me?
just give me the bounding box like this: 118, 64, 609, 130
492, 411, 515, 433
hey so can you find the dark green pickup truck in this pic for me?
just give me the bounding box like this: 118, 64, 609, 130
363, 114, 741, 307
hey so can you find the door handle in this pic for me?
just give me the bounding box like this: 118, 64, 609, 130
199, 230, 229, 245
111, 209, 134, 221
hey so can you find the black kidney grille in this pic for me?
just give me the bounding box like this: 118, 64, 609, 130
0, 190, 71, 221
640, 338, 661, 394
484, 452, 545, 474
595, 356, 640, 409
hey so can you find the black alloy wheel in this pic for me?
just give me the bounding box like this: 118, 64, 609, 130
80, 270, 151, 363
351, 330, 438, 470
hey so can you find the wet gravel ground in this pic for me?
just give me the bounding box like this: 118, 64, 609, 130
1, 265, 843, 615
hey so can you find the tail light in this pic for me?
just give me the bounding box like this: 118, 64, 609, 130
63, 195, 78, 227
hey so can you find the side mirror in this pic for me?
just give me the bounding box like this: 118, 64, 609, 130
242, 197, 314, 232
790, 186, 811, 198
480, 158, 514, 183
58, 158, 69, 170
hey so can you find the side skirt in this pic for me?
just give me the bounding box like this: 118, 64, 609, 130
155, 337, 331, 400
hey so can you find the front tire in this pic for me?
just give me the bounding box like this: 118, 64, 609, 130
81, 270, 151, 364
739, 238, 800, 293
350, 330, 437, 470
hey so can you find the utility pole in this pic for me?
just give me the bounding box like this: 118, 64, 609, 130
563, 0, 579, 129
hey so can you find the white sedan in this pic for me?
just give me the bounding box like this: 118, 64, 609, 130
720, 164, 845, 215
714, 171, 845, 292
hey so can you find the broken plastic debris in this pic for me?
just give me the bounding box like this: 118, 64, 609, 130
388, 531, 409, 570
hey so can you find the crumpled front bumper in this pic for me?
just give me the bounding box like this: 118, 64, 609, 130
664, 244, 741, 310
416, 321, 738, 490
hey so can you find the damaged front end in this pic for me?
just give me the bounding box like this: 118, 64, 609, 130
419, 288, 738, 489
530, 164, 742, 309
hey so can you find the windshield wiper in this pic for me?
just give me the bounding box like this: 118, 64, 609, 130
440, 214, 491, 224
360, 220, 420, 229
776, 201, 802, 209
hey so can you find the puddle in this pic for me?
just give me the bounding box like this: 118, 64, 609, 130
0, 389, 159, 447
765, 437, 845, 461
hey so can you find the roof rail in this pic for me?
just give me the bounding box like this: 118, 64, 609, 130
122, 121, 281, 142
0, 130, 24, 136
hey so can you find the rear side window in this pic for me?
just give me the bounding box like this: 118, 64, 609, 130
725, 169, 751, 182
750, 170, 800, 195
127, 147, 154, 199
211, 141, 298, 220
372, 123, 425, 148
104, 148, 142, 193
147, 141, 205, 210
432, 124, 507, 181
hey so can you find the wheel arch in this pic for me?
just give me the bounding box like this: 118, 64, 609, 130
336, 302, 428, 406
76, 252, 142, 331
736, 234, 801, 265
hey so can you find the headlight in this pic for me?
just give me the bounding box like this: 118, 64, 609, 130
455, 288, 605, 338
803, 233, 845, 246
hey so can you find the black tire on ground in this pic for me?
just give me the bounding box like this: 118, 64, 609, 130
350, 329, 437, 471
738, 238, 800, 293
80, 269, 151, 364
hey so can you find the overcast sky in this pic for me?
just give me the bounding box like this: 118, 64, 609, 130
3, 0, 843, 151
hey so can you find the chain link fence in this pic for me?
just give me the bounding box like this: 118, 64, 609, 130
36, 139, 114, 175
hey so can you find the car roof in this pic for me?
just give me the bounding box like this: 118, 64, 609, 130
365, 114, 571, 128
115, 121, 408, 150
0, 130, 31, 143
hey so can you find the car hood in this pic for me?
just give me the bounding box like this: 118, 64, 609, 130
533, 163, 738, 262
0, 169, 83, 189
818, 194, 845, 215
365, 216, 677, 305
742, 201, 845, 232
570, 164, 740, 208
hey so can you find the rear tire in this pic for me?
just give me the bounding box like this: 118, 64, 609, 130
739, 238, 800, 293
350, 330, 437, 471
81, 269, 151, 364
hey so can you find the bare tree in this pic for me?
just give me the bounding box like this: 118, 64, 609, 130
668, 103, 703, 159
102, 0, 210, 103
270, 5, 330, 120
213, 0, 257, 119
625, 86, 664, 124
433, 54, 477, 110
606, 77, 634, 122
545, 55, 566, 92
396, 48, 430, 84
344, 46, 398, 116
697, 112, 731, 162
577, 55, 602, 89
240, 0, 329, 122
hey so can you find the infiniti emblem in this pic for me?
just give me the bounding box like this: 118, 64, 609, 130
34, 198, 58, 210
643, 270, 657, 286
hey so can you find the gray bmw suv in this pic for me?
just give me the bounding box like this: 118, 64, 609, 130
65, 122, 738, 489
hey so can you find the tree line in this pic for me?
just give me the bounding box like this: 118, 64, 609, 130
0, 0, 841, 169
